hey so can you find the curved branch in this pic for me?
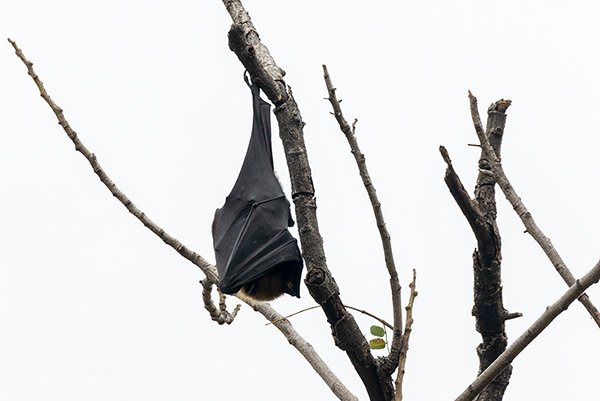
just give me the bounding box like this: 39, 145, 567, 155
468, 91, 600, 329
201, 279, 241, 325
268, 304, 394, 330
9, 37, 357, 401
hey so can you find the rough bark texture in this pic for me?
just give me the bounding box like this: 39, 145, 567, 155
441, 99, 513, 401
472, 100, 512, 401
223, 2, 393, 400
469, 93, 600, 329
455, 259, 600, 401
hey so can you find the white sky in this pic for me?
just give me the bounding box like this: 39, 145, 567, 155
2, 1, 600, 400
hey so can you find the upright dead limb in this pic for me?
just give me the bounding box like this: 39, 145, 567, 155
9, 38, 358, 401
222, 2, 395, 400
321, 65, 404, 374
441, 99, 515, 401
468, 92, 600, 328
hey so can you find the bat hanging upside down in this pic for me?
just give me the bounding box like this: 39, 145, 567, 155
211, 76, 304, 302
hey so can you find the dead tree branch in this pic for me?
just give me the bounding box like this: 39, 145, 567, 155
455, 259, 600, 401
8, 37, 358, 401
322, 64, 403, 374
443, 98, 515, 401
471, 99, 512, 401
468, 91, 600, 328
394, 269, 418, 401
221, 2, 394, 400
441, 143, 513, 401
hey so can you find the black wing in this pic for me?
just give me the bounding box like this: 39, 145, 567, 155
212, 81, 303, 298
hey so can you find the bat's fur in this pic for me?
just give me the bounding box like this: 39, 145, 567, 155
236, 261, 299, 302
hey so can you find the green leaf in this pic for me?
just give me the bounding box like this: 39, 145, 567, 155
369, 338, 386, 350
370, 325, 385, 337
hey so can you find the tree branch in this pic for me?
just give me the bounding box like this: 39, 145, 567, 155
9, 37, 357, 401
468, 91, 600, 328
471, 100, 512, 401
322, 64, 403, 373
455, 259, 600, 401
441, 143, 513, 400
221, 2, 394, 400
201, 279, 241, 325
394, 269, 418, 401
439, 146, 488, 241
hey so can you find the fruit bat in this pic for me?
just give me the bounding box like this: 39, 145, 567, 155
211, 77, 303, 302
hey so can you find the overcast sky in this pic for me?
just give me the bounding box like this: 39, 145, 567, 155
2, 1, 600, 400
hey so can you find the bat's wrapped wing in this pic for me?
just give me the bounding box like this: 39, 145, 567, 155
212, 82, 303, 299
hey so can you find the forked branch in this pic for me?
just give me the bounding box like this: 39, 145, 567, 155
442, 97, 515, 401
468, 91, 600, 328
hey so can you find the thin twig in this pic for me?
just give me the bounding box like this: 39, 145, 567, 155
346, 305, 394, 331
455, 259, 600, 401
322, 64, 403, 373
9, 38, 358, 401
394, 270, 417, 401
468, 91, 600, 328
267, 304, 394, 330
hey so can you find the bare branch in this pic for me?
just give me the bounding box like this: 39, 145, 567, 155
254, 303, 359, 401
439, 146, 488, 242
201, 279, 240, 325
9, 36, 220, 284
322, 64, 403, 371
444, 98, 518, 400
468, 91, 600, 328
455, 259, 600, 401
9, 38, 357, 401
471, 100, 512, 401
222, 2, 394, 399
394, 270, 418, 401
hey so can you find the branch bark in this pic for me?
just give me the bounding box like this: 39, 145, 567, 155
394, 269, 417, 401
9, 37, 358, 401
322, 64, 403, 374
441, 98, 517, 401
201, 279, 241, 325
471, 100, 512, 401
455, 259, 600, 401
468, 91, 600, 329
221, 2, 394, 400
